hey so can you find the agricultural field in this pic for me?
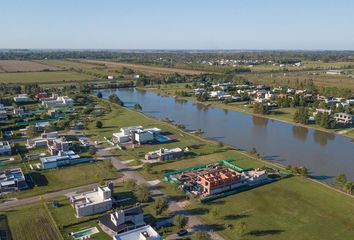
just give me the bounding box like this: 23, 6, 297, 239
0, 71, 94, 84
0, 60, 59, 72
2, 202, 62, 240
81, 59, 205, 75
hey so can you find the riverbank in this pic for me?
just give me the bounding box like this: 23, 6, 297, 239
87, 96, 354, 239
139, 86, 354, 140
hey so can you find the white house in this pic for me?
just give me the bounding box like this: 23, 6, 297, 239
113, 225, 162, 240
326, 70, 343, 75
334, 113, 353, 125
13, 94, 31, 103
0, 141, 12, 155
70, 186, 113, 218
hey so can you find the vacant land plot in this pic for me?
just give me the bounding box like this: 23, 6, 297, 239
3, 203, 62, 240
0, 60, 59, 72
9, 160, 120, 199
81, 59, 205, 75
0, 71, 94, 84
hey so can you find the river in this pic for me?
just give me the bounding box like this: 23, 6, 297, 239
96, 88, 354, 181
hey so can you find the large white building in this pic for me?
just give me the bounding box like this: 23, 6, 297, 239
113, 225, 162, 240
40, 151, 90, 169
70, 186, 113, 217
112, 126, 161, 144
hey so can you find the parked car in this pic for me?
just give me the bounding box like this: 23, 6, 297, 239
177, 229, 188, 236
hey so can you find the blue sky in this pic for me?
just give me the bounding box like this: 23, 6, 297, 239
1, 0, 354, 50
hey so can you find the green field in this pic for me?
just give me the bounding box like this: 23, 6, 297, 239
8, 160, 121, 199
0, 71, 94, 83
2, 202, 62, 240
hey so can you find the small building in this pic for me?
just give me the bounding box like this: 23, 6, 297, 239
40, 151, 90, 169
70, 185, 113, 217
326, 70, 344, 75
197, 168, 246, 196
145, 148, 183, 161
334, 113, 353, 125
0, 141, 12, 156
0, 168, 28, 193
134, 130, 154, 144
13, 94, 31, 103
99, 206, 145, 236
313, 108, 333, 116
47, 138, 73, 155
35, 121, 50, 131
13, 108, 28, 118
0, 110, 8, 121
47, 109, 64, 118
35, 92, 50, 100
113, 225, 162, 240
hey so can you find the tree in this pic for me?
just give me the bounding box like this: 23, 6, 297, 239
27, 125, 39, 138
253, 102, 269, 115
135, 184, 151, 202
336, 174, 347, 186
108, 94, 124, 106
235, 221, 247, 236
96, 121, 103, 129
97, 92, 103, 98
88, 145, 97, 155
155, 197, 168, 215
344, 182, 353, 194
192, 231, 210, 240
294, 107, 309, 124
173, 214, 188, 229
134, 103, 142, 111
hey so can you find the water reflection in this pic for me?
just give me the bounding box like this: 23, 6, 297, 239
174, 98, 188, 104
194, 103, 210, 112
292, 126, 308, 142
223, 109, 229, 116
252, 116, 269, 127
313, 130, 336, 147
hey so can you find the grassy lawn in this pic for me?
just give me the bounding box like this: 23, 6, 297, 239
0, 71, 93, 83
1, 202, 62, 240
7, 160, 121, 199
187, 177, 354, 240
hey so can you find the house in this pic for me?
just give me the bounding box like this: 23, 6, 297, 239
13, 108, 28, 118
70, 185, 113, 217
197, 168, 246, 196
334, 113, 353, 125
0, 141, 12, 156
326, 70, 343, 75
99, 206, 145, 236
112, 126, 161, 144
35, 121, 50, 131
13, 94, 31, 103
26, 131, 59, 149
0, 168, 28, 193
145, 148, 184, 161
113, 225, 162, 240
193, 88, 205, 95
209, 91, 225, 98
313, 108, 333, 116
35, 92, 50, 100
0, 110, 8, 121
47, 138, 72, 155
108, 76, 114, 80
47, 109, 64, 118
40, 151, 90, 169
42, 96, 74, 108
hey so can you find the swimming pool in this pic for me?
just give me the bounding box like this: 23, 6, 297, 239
155, 134, 172, 143
71, 227, 99, 239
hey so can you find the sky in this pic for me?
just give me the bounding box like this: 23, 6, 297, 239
1, 0, 354, 50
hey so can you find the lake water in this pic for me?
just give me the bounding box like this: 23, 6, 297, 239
96, 88, 354, 181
